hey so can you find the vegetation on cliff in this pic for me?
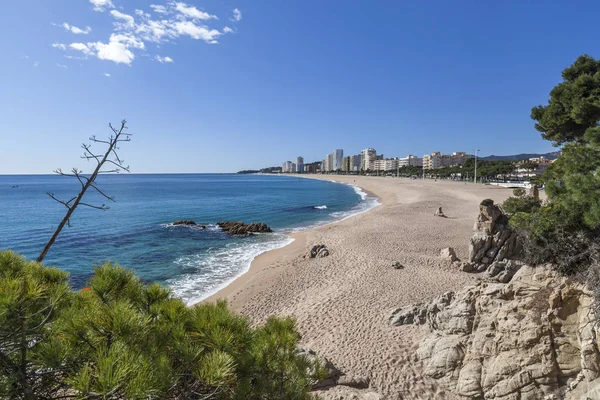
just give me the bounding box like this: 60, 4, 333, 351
505, 55, 600, 276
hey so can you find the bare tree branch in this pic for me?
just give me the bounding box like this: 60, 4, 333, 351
37, 119, 132, 263
78, 202, 109, 210
89, 183, 115, 202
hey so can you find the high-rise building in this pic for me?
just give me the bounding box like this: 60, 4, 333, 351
332, 149, 344, 171
282, 161, 293, 173
361, 148, 377, 171
327, 153, 334, 172
350, 154, 361, 171
322, 158, 329, 172
291, 162, 296, 172
296, 156, 304, 173
341, 156, 350, 172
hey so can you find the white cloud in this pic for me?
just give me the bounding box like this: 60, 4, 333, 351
53, 1, 238, 66
65, 55, 87, 60
155, 55, 173, 63
149, 4, 168, 14
69, 42, 95, 56
62, 22, 92, 35
33, 61, 40, 67
56, 63, 68, 68
86, 34, 144, 65
174, 3, 217, 20
135, 9, 150, 18
104, 73, 112, 77
174, 20, 221, 43
91, 41, 134, 64
110, 10, 135, 29
135, 19, 170, 42
90, 0, 114, 12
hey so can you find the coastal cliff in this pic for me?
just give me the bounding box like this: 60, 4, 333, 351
390, 203, 600, 399
391, 264, 600, 399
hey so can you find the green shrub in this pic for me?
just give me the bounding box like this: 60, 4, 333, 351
0, 251, 324, 399
512, 187, 526, 197
503, 196, 541, 215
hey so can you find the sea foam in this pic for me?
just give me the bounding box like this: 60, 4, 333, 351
168, 234, 294, 305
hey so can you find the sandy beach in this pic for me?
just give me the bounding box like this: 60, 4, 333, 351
206, 175, 514, 399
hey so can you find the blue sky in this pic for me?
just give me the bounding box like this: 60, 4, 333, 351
0, 0, 598, 173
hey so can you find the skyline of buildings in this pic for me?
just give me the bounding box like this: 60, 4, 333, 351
280, 148, 555, 177
282, 148, 470, 173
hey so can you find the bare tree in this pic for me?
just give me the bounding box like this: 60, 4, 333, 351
37, 120, 132, 263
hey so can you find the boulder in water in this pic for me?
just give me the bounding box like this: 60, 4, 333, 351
173, 220, 197, 226
217, 221, 272, 236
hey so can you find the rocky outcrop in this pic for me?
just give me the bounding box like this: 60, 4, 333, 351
468, 200, 520, 267
173, 220, 197, 226
390, 265, 600, 399
217, 221, 272, 236
441, 247, 459, 263
461, 259, 522, 284
307, 244, 330, 258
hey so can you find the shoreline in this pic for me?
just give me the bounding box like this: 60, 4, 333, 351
203, 175, 379, 304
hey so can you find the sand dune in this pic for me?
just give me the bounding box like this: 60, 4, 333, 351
206, 175, 513, 399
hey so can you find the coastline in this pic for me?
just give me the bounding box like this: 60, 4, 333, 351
204, 175, 514, 398
195, 177, 377, 304
202, 176, 380, 304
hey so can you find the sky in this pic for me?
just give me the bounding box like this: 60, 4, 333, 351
0, 0, 598, 173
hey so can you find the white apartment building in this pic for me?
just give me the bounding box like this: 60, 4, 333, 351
423, 151, 471, 169
282, 161, 293, 173
374, 158, 399, 171
361, 148, 377, 171
398, 155, 423, 167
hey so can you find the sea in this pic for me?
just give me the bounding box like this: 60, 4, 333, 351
0, 174, 377, 304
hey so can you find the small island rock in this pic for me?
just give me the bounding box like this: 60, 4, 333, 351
173, 220, 197, 226
217, 221, 272, 236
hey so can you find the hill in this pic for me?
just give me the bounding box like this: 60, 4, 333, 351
481, 151, 560, 161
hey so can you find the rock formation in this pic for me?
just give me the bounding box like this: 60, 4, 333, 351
172, 220, 197, 226
390, 265, 600, 399
217, 221, 272, 236
307, 244, 330, 258
468, 200, 519, 267
440, 247, 459, 263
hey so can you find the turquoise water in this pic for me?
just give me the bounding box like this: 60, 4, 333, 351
0, 174, 376, 303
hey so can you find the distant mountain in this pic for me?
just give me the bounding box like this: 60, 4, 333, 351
481, 151, 561, 161
237, 166, 282, 174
